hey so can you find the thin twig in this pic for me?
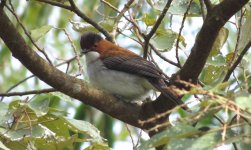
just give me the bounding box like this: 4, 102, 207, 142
125, 124, 136, 148
0, 75, 35, 101
175, 0, 193, 67
135, 129, 142, 148
150, 43, 181, 67
36, 0, 72, 9
0, 88, 56, 97
223, 41, 251, 82
62, 29, 83, 75
100, 0, 141, 35
68, 0, 113, 41
111, 0, 134, 37
143, 0, 173, 58
0, 56, 76, 101
228, 10, 245, 68
199, 0, 206, 20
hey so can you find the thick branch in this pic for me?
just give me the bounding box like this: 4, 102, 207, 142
0, 8, 141, 128
176, 0, 249, 84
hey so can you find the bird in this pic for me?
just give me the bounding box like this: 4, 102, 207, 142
80, 32, 183, 105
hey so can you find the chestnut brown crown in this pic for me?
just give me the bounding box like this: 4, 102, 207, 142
80, 32, 103, 52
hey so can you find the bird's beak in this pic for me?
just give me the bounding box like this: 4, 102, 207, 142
81, 49, 90, 54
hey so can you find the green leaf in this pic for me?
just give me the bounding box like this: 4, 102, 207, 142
225, 52, 234, 64
71, 20, 115, 33
154, 0, 201, 16
85, 142, 110, 150
209, 28, 229, 57
235, 96, 251, 112
188, 132, 220, 150
33, 134, 78, 150
98, 0, 119, 17
51, 92, 73, 103
28, 94, 50, 117
0, 102, 9, 125
63, 117, 104, 143
200, 65, 226, 85
142, 13, 156, 26
238, 10, 251, 51
150, 29, 177, 51
71, 21, 97, 33
165, 138, 196, 150
0, 124, 54, 141
210, 82, 229, 93
137, 124, 198, 150
0, 141, 10, 150
207, 54, 226, 66
39, 116, 70, 137
99, 19, 115, 32
30, 25, 53, 42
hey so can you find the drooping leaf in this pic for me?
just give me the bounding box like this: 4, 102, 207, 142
235, 95, 251, 113
30, 25, 53, 42
51, 92, 73, 103
150, 29, 179, 51
188, 132, 220, 150
39, 116, 70, 137
28, 94, 50, 117
0, 102, 9, 125
238, 10, 251, 51
0, 124, 54, 141
210, 28, 229, 57
63, 117, 104, 143
142, 13, 156, 26
200, 65, 227, 85
207, 54, 226, 66
165, 138, 196, 150
137, 124, 198, 150
71, 20, 114, 33
154, 0, 201, 16
99, 19, 115, 32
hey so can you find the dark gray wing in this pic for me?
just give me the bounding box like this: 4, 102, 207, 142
102, 56, 163, 79
102, 56, 184, 105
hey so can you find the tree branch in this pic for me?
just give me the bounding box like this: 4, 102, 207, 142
0, 7, 175, 131
0, 8, 141, 128
175, 0, 249, 84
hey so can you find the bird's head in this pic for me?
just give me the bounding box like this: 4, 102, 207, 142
80, 32, 138, 60
80, 32, 103, 54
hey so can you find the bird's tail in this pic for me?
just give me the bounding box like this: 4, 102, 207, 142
148, 78, 187, 109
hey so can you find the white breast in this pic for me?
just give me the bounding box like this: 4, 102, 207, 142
85, 52, 153, 101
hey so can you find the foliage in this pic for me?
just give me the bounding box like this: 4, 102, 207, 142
0, 0, 250, 150
0, 95, 109, 150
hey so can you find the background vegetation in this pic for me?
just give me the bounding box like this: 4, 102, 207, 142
0, 0, 250, 149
